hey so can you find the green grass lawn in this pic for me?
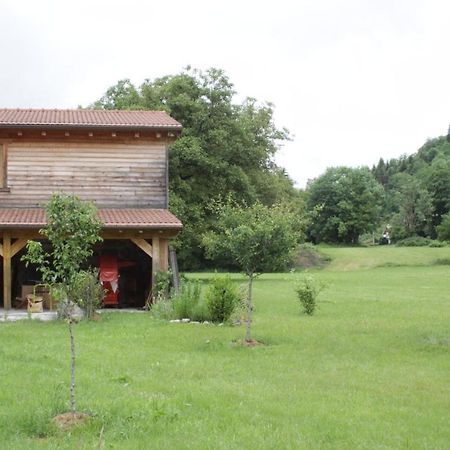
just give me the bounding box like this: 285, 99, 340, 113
1, 247, 450, 449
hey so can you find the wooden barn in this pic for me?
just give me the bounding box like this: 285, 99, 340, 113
0, 108, 183, 310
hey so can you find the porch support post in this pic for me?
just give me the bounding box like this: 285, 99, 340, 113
159, 238, 169, 272
3, 233, 11, 310
152, 237, 160, 277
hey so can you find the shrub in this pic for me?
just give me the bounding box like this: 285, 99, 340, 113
150, 298, 175, 320
437, 212, 450, 241
295, 276, 324, 315
151, 271, 172, 305
71, 269, 106, 320
189, 300, 211, 322
432, 258, 450, 265
172, 282, 203, 319
428, 240, 446, 248
205, 276, 240, 323
395, 236, 431, 247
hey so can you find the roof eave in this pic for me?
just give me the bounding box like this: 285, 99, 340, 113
0, 124, 182, 132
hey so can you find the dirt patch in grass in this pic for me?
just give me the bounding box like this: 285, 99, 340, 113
232, 339, 264, 347
295, 244, 331, 269
52, 412, 90, 430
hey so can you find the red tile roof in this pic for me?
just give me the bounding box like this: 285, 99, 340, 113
0, 109, 182, 130
0, 208, 182, 229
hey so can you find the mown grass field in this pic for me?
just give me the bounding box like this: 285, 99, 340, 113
1, 247, 450, 449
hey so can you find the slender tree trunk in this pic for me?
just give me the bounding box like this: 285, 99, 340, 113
68, 305, 76, 415
245, 273, 254, 342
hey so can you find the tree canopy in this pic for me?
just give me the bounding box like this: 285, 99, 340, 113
306, 167, 383, 244
203, 201, 303, 341
92, 68, 302, 268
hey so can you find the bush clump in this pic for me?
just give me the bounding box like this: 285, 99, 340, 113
205, 276, 240, 323
428, 240, 446, 248
395, 236, 432, 247
172, 282, 210, 321
71, 269, 106, 320
295, 276, 324, 315
150, 297, 175, 320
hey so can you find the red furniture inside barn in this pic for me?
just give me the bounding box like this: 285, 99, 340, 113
99, 255, 120, 306
99, 255, 137, 306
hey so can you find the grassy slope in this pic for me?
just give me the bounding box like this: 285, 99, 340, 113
0, 247, 449, 449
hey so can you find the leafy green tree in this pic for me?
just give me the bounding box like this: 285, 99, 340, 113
306, 167, 384, 244
22, 194, 102, 415
203, 202, 303, 342
388, 173, 433, 239
92, 68, 301, 269
437, 212, 450, 241
426, 157, 450, 231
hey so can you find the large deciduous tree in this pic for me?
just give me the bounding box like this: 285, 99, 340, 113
306, 167, 383, 244
203, 202, 304, 342
92, 68, 302, 269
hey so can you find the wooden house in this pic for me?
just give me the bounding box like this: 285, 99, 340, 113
0, 108, 183, 310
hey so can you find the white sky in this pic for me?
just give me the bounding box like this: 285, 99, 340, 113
1, 0, 449, 187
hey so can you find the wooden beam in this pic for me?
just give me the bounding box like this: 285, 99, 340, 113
102, 230, 179, 239
130, 238, 153, 258
152, 237, 160, 275
0, 242, 3, 257
159, 238, 168, 272
1, 142, 7, 188
3, 233, 11, 310
0, 230, 42, 239
10, 238, 28, 258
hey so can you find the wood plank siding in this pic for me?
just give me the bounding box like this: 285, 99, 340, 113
0, 141, 168, 208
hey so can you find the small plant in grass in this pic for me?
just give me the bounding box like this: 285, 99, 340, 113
295, 276, 324, 315
150, 297, 176, 320
206, 275, 239, 323
172, 281, 204, 319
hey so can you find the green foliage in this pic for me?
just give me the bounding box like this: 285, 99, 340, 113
437, 212, 450, 241
295, 276, 324, 315
22, 193, 102, 289
205, 275, 240, 323
395, 236, 432, 247
203, 201, 304, 276
428, 240, 446, 248
372, 135, 450, 240
306, 167, 384, 244
70, 270, 106, 320
152, 271, 172, 303
150, 297, 176, 321
203, 201, 303, 341
21, 193, 103, 414
172, 281, 209, 321
388, 173, 433, 239
91, 67, 302, 269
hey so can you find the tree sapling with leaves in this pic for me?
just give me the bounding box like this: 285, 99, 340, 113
22, 193, 102, 416
203, 201, 303, 343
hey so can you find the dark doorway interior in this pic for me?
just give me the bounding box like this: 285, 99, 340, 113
7, 240, 151, 309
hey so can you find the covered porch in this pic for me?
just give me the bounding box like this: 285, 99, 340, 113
0, 208, 182, 310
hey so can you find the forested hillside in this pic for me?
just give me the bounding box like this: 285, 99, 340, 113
371, 135, 450, 239
305, 134, 450, 244
91, 68, 304, 268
